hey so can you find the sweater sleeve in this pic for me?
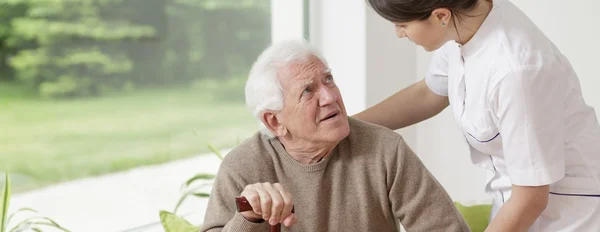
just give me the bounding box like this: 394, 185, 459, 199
200, 165, 271, 232
389, 137, 471, 232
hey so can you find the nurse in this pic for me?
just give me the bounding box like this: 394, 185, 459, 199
354, 0, 600, 231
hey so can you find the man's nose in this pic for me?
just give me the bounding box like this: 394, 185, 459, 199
318, 86, 337, 107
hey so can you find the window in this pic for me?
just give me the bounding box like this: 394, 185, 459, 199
1, 0, 306, 231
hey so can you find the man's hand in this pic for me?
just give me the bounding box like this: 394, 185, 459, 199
239, 182, 297, 227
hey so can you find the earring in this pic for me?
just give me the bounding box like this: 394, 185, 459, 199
441, 22, 447, 27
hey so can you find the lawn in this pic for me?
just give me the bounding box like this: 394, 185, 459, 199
0, 80, 259, 193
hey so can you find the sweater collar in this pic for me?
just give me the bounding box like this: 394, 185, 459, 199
269, 137, 337, 173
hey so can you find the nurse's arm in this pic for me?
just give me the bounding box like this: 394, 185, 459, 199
352, 79, 449, 130
484, 184, 549, 232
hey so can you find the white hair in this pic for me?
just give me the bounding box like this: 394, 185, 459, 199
245, 39, 328, 138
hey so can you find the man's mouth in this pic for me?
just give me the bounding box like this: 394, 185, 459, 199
321, 111, 339, 122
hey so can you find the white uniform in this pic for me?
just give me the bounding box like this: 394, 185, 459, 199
425, 0, 600, 231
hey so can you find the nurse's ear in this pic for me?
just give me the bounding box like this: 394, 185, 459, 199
431, 8, 452, 27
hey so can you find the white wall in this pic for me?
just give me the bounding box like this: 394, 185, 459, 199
271, 0, 305, 42
309, 0, 419, 146
365, 8, 419, 146
310, 0, 600, 204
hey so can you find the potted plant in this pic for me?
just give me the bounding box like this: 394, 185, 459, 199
159, 144, 224, 231
1, 172, 71, 232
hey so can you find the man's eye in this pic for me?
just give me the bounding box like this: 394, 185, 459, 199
303, 88, 311, 95
325, 76, 333, 83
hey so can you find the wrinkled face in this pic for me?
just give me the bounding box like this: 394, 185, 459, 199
275, 55, 350, 144
393, 9, 453, 51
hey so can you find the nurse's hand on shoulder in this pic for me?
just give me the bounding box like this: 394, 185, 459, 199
485, 185, 550, 232
239, 182, 297, 227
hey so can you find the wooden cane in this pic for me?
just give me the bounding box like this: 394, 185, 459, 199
235, 196, 294, 232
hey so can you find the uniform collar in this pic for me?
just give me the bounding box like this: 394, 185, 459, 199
459, 0, 504, 57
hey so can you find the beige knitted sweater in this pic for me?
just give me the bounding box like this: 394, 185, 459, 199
201, 117, 470, 232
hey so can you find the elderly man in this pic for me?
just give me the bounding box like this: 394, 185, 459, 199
201, 40, 469, 232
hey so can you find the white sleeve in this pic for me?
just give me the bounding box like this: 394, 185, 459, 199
490, 65, 566, 186
424, 46, 449, 96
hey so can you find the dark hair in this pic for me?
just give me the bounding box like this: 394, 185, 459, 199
366, 0, 480, 23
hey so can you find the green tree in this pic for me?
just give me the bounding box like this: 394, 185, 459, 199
4, 0, 159, 98
0, 0, 271, 98
0, 2, 27, 82
165, 0, 271, 82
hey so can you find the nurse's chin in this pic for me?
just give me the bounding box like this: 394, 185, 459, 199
420, 44, 442, 52
420, 46, 435, 52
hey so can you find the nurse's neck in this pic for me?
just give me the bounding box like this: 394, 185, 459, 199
452, 0, 493, 46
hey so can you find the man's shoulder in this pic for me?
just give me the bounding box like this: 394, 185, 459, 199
347, 117, 406, 152
348, 117, 403, 142
343, 118, 414, 175
220, 132, 275, 172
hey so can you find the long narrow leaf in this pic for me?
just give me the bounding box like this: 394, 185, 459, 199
184, 173, 216, 187
207, 144, 223, 160
174, 192, 213, 214
1, 172, 11, 232
33, 217, 70, 232
192, 193, 210, 198
9, 216, 70, 232
26, 221, 70, 232
172, 194, 187, 215
173, 183, 213, 214
173, 187, 201, 214
183, 183, 213, 192
7, 220, 32, 232
7, 208, 37, 226
8, 220, 32, 232
10, 222, 49, 232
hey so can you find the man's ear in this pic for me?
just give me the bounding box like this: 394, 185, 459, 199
261, 110, 287, 137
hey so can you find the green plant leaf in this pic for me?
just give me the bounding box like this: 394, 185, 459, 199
24, 221, 70, 232
192, 192, 210, 198
184, 173, 216, 187
174, 183, 213, 214
159, 210, 200, 232
7, 208, 37, 226
181, 183, 213, 193
1, 172, 11, 232
207, 144, 223, 160
9, 216, 70, 232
